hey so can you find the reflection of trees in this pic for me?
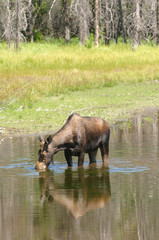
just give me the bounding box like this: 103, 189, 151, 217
110, 108, 159, 240
39, 166, 111, 218
111, 108, 159, 167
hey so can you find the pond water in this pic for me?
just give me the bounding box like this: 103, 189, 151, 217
0, 108, 159, 240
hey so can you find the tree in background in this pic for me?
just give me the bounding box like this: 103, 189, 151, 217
157, 0, 159, 44
74, 0, 92, 44
95, 0, 99, 46
105, 0, 111, 45
0, 0, 12, 48
15, 0, 20, 50
62, 0, 70, 43
133, 0, 142, 46
0, 0, 27, 49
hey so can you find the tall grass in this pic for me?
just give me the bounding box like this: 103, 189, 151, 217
1, 41, 159, 106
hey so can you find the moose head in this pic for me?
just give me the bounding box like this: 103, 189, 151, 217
35, 134, 53, 170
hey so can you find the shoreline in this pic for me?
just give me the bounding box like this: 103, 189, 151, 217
1, 106, 159, 140
1, 81, 159, 139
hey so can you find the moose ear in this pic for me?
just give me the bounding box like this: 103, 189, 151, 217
47, 135, 52, 144
38, 134, 44, 142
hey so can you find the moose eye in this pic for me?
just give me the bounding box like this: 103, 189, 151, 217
43, 142, 48, 152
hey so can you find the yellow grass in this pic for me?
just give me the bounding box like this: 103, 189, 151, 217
0, 42, 159, 102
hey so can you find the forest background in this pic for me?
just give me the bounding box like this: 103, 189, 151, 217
0, 0, 159, 47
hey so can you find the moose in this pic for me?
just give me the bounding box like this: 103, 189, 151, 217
36, 113, 110, 170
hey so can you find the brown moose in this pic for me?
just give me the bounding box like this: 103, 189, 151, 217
36, 113, 110, 170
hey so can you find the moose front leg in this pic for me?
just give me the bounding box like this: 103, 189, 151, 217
64, 150, 73, 167
100, 144, 109, 167
88, 150, 98, 164
78, 151, 85, 167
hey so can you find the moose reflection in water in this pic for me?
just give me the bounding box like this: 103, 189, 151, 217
39, 166, 111, 218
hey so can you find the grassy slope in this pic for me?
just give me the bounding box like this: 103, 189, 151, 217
1, 81, 159, 135
0, 42, 159, 135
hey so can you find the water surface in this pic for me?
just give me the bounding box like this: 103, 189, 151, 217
0, 109, 159, 240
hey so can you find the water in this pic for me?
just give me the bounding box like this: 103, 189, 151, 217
0, 109, 159, 240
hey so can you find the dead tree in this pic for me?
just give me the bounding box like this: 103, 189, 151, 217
119, 0, 127, 43
28, 0, 34, 43
70, 0, 92, 44
63, 0, 70, 44
15, 0, 20, 50
0, 0, 12, 48
0, 0, 28, 49
157, 0, 159, 44
6, 0, 11, 48
78, 0, 91, 44
95, 0, 99, 46
133, 0, 142, 47
105, 0, 111, 45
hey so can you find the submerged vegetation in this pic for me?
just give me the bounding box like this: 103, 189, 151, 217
0, 42, 159, 135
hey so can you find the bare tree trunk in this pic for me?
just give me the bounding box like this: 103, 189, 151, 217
15, 0, 19, 51
79, 16, 89, 44
156, 0, 159, 44
28, 0, 34, 43
115, 0, 120, 44
6, 0, 11, 48
134, 0, 141, 45
95, 0, 99, 47
63, 0, 70, 44
122, 0, 127, 42
99, 0, 103, 40
77, 0, 91, 44
119, 0, 127, 43
105, 0, 110, 45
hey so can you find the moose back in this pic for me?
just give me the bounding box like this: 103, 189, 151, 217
36, 113, 110, 170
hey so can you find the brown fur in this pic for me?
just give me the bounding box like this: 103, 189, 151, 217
36, 113, 110, 169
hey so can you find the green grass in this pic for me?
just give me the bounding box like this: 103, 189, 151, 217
0, 42, 159, 103
0, 42, 159, 135
0, 81, 159, 136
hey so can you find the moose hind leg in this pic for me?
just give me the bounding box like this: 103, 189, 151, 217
88, 149, 97, 164
78, 152, 85, 167
64, 150, 73, 167
100, 144, 109, 167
